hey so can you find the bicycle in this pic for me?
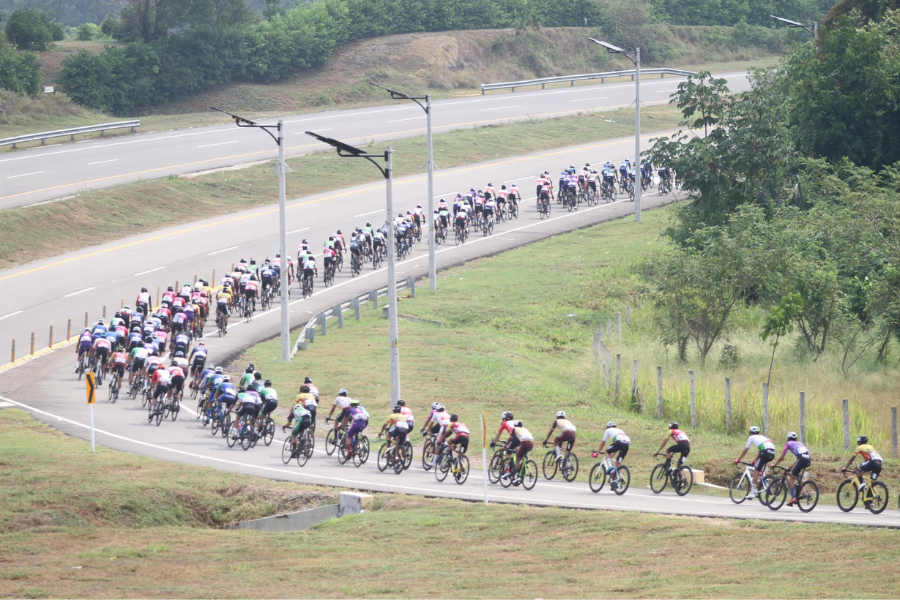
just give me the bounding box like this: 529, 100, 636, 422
76, 352, 89, 380
729, 461, 773, 505
508, 199, 519, 219
488, 445, 514, 483
323, 263, 335, 288
282, 427, 315, 467
837, 468, 889, 514
500, 450, 538, 490
434, 443, 469, 485
324, 418, 348, 456
588, 455, 631, 495
216, 313, 227, 337
243, 296, 255, 322
601, 181, 617, 203
351, 254, 361, 277
148, 397, 165, 427
128, 375, 142, 400
541, 441, 579, 482
377, 435, 408, 475
649, 453, 694, 496
107, 372, 120, 403
482, 215, 494, 237
226, 414, 255, 451
339, 431, 370, 467
421, 434, 437, 471
301, 274, 313, 298
764, 465, 819, 512
163, 394, 180, 422
455, 224, 467, 245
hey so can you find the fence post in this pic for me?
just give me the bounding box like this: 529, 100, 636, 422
336, 305, 344, 329
892, 407, 898, 459
602, 363, 609, 388
102, 305, 107, 319
689, 370, 696, 428
617, 312, 622, 343
408, 277, 416, 298
370, 290, 378, 310
799, 392, 806, 445
193, 274, 197, 285
212, 269, 216, 285
626, 306, 631, 327
67, 319, 71, 341
630, 360, 638, 400
725, 377, 732, 433
48, 326, 53, 348
607, 318, 612, 341
308, 325, 315, 343
318, 313, 327, 336
157, 287, 160, 307
30, 332, 35, 355
656, 366, 663, 419
175, 281, 179, 293
120, 298, 124, 309
599, 326, 604, 343
842, 399, 850, 451
353, 297, 361, 321
593, 331, 600, 359
84, 312, 88, 328
10, 340, 15, 363
615, 354, 621, 401
762, 382, 769, 435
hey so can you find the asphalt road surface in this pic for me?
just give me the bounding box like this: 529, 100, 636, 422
4, 128, 895, 527
0, 72, 750, 209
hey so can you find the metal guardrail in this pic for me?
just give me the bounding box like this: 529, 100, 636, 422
480, 68, 696, 95
1, 120, 140, 149
291, 276, 418, 357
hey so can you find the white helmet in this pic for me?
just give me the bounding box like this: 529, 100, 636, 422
556, 410, 566, 419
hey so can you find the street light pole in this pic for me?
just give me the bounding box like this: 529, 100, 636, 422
588, 38, 642, 222
211, 107, 291, 361
369, 83, 437, 291
770, 14, 818, 38
305, 131, 401, 407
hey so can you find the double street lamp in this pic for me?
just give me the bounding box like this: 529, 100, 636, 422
211, 107, 291, 362
770, 15, 818, 38
369, 83, 437, 291
306, 132, 401, 408
588, 38, 642, 222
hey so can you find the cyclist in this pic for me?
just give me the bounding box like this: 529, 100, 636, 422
397, 398, 414, 433
149, 363, 171, 419
619, 158, 631, 188
215, 287, 232, 335
379, 405, 410, 462
136, 287, 151, 315
303, 376, 319, 400
484, 183, 495, 202
211, 374, 237, 413
454, 208, 468, 238
127, 342, 149, 387
508, 183, 519, 213
301, 254, 317, 287
483, 195, 495, 228
231, 387, 261, 439
239, 364, 255, 389
167, 359, 186, 402
327, 388, 352, 432
771, 432, 812, 507
295, 384, 318, 426
841, 435, 883, 508
323, 244, 336, 279
76, 328, 93, 371
258, 380, 279, 430
654, 422, 690, 471
170, 330, 190, 359
342, 398, 368, 458
109, 345, 128, 393
594, 421, 630, 472
260, 260, 277, 298
733, 426, 775, 500
490, 411, 520, 463
446, 415, 469, 455
508, 421, 535, 479
189, 343, 208, 385
91, 334, 112, 385
543, 411, 577, 463
244, 274, 259, 313
284, 396, 313, 453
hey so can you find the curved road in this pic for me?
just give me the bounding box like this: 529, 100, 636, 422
0, 72, 750, 208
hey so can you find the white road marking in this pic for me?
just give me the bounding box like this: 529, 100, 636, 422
0, 310, 23, 321
208, 246, 239, 256
480, 106, 520, 111
6, 171, 43, 179
64, 287, 95, 298
503, 176, 535, 183
134, 266, 165, 276
570, 97, 608, 102
354, 209, 382, 218
655, 90, 677, 94
198, 141, 239, 148
88, 159, 119, 166
310, 129, 332, 132
287, 227, 311, 235
388, 116, 425, 123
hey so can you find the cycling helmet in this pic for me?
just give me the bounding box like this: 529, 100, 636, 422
350, 399, 360, 407
215, 367, 224, 374
167, 286, 174, 292
556, 410, 566, 419
245, 364, 255, 373
787, 431, 798, 441
366, 222, 372, 227
116, 345, 124, 352
222, 374, 231, 382
250, 274, 257, 281
487, 183, 493, 187
450, 414, 458, 422
434, 209, 439, 214
436, 404, 445, 411
416, 204, 422, 209
114, 312, 121, 319
264, 379, 272, 387
749, 426, 761, 435
84, 328, 91, 333
141, 287, 148, 293
328, 236, 334, 241
338, 388, 348, 396
397, 399, 405, 406
304, 377, 313, 384
124, 305, 131, 310
501, 184, 507, 190
669, 422, 679, 429
393, 405, 402, 413
336, 229, 342, 234
585, 163, 591, 167
249, 258, 256, 265
606, 421, 616, 428
198, 342, 205, 346
857, 435, 868, 444
301, 239, 308, 244
237, 386, 246, 393
432, 402, 441, 410
398, 213, 404, 218
515, 421, 523, 427
175, 351, 184, 357
240, 258, 247, 263
97, 318, 105, 325
299, 385, 310, 393
569, 164, 575, 169
254, 372, 262, 380
502, 411, 514, 421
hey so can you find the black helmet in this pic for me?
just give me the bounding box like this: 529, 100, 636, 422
245, 364, 255, 373
254, 372, 262, 380
450, 414, 458, 422
304, 376, 312, 384
167, 286, 174, 292
669, 422, 678, 429
263, 379, 272, 387
238, 386, 246, 393
397, 399, 405, 406
393, 405, 402, 413
502, 411, 514, 421
857, 435, 868, 445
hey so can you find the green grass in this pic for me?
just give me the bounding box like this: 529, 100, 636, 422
0, 104, 683, 270
243, 206, 899, 490
3, 409, 900, 598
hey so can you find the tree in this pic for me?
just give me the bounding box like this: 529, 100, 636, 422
0, 43, 42, 96
76, 22, 100, 40
761, 293, 803, 386
4, 8, 61, 50
669, 70, 729, 137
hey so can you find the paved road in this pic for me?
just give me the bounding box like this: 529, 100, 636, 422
0, 72, 750, 209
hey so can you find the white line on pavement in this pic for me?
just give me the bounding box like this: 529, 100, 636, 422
6, 171, 43, 179
387, 116, 426, 123
198, 141, 239, 148
88, 159, 120, 166
64, 287, 95, 298
480, 106, 520, 111
208, 246, 239, 256
287, 227, 311, 235
0, 310, 23, 321
570, 97, 609, 102
503, 176, 535, 183
134, 266, 165, 276
353, 209, 382, 218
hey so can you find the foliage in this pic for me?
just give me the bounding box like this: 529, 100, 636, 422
75, 21, 99, 40
4, 7, 62, 50
761, 293, 802, 384
0, 40, 41, 95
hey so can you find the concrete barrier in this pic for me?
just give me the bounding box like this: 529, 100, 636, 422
230, 492, 372, 532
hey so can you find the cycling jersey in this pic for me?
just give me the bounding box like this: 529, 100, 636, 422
388, 413, 409, 430
434, 411, 451, 428
746, 434, 775, 452
168, 365, 185, 379
295, 392, 317, 408
400, 406, 414, 425
555, 418, 576, 432
856, 444, 882, 461
602, 427, 630, 445
784, 440, 810, 458
450, 421, 469, 435
112, 351, 128, 365
334, 396, 351, 410
151, 369, 170, 386
498, 420, 516, 436
513, 425, 533, 442
671, 429, 690, 443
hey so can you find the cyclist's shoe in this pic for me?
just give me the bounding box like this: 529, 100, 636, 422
864, 501, 873, 510
786, 497, 798, 507
746, 491, 757, 500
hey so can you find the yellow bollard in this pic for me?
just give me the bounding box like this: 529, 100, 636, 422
102, 305, 107, 318
85, 312, 89, 327
11, 339, 15, 363
30, 332, 35, 355
67, 319, 71, 341
49, 326, 53, 348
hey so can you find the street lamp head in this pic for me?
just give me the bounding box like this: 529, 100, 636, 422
305, 131, 366, 156
209, 106, 256, 126
588, 37, 625, 54
770, 15, 809, 29
368, 82, 411, 101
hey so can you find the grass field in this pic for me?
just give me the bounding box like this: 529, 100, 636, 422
242, 207, 899, 489
0, 104, 682, 270
3, 408, 900, 599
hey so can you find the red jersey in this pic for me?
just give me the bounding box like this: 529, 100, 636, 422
498, 421, 516, 435
112, 351, 128, 364
152, 368, 171, 385
168, 365, 185, 379
246, 280, 259, 292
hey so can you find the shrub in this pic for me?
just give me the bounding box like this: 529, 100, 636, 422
76, 22, 100, 41
0, 44, 42, 96
4, 8, 61, 50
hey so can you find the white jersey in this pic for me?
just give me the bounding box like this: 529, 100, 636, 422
435, 411, 451, 427
602, 427, 630, 445
334, 395, 351, 409
746, 434, 775, 452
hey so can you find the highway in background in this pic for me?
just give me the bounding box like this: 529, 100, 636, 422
0, 72, 750, 209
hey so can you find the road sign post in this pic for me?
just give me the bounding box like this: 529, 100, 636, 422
85, 372, 96, 453
481, 412, 489, 506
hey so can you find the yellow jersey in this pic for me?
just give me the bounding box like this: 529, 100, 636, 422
856, 444, 882, 461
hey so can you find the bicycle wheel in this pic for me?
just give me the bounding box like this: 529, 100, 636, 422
281, 437, 294, 465
434, 453, 451, 482
211, 413, 221, 436
500, 458, 514, 488
562, 453, 579, 482
649, 464, 668, 494
422, 440, 434, 471
454, 455, 470, 485
325, 429, 338, 456
521, 460, 538, 491
141, 388, 149, 408
797, 480, 819, 513
868, 481, 889, 514
402, 441, 413, 470
542, 452, 558, 480
337, 440, 350, 465
377, 444, 390, 472
765, 479, 787, 511
263, 419, 275, 446
836, 479, 858, 512
108, 378, 117, 402
357, 436, 370, 465
226, 423, 239, 448
613, 466, 630, 495
298, 436, 312, 467
488, 452, 505, 484
729, 474, 750, 503
758, 475, 774, 506
153, 406, 164, 427
241, 426, 253, 451
674, 466, 693, 496
588, 463, 607, 493
392, 451, 405, 474
170, 400, 179, 421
